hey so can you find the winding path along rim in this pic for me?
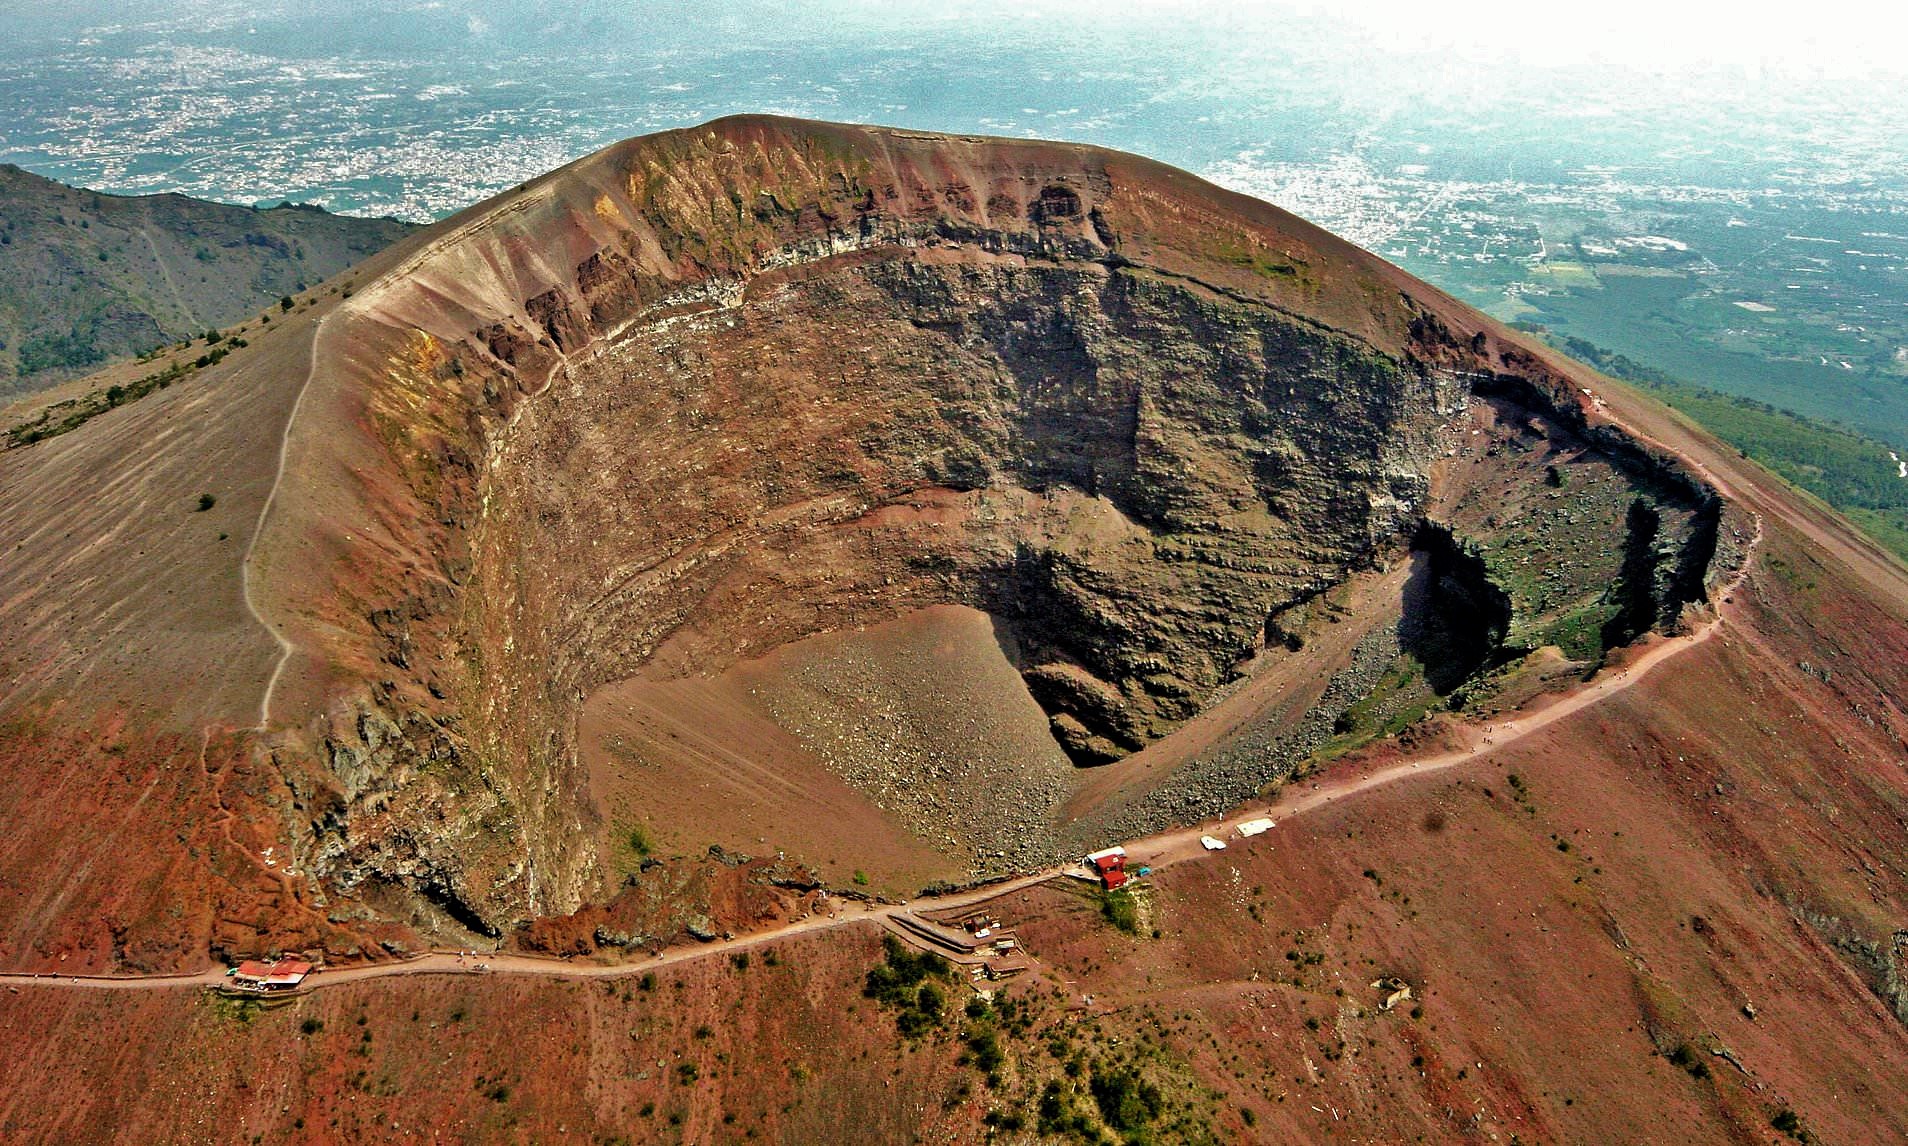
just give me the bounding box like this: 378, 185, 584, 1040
0, 511, 1758, 996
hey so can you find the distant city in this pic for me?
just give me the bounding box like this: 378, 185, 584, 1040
4, 3, 1904, 443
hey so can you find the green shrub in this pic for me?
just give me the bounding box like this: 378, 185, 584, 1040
864, 935, 953, 1035
1090, 1066, 1164, 1133
965, 1025, 1005, 1073
1667, 1041, 1710, 1079
1099, 888, 1140, 935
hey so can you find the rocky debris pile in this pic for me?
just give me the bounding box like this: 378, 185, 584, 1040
282, 116, 1727, 943
1077, 624, 1406, 848
515, 850, 823, 957
748, 628, 1074, 880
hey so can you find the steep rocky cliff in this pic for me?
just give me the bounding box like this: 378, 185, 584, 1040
246, 117, 1727, 938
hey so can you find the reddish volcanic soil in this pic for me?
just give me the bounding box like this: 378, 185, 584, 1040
0, 927, 976, 1145
0, 713, 345, 974
5, 116, 1908, 1145
583, 604, 1069, 896
6, 506, 1908, 1144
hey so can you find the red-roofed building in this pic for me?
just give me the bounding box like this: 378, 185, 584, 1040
1088, 850, 1128, 890
232, 958, 314, 990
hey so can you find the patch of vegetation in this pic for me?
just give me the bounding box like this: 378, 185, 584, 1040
863, 934, 954, 1037
18, 322, 107, 375
1314, 655, 1438, 762
965, 1024, 1006, 1074
1090, 1066, 1166, 1137
6, 354, 202, 447
1205, 236, 1301, 280
1666, 1040, 1711, 1080
1551, 331, 1908, 563
1099, 888, 1141, 935
1535, 601, 1619, 662
1770, 1107, 1817, 1143
205, 990, 266, 1026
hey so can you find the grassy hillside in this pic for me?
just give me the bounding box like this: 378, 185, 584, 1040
1523, 325, 1908, 563
0, 165, 414, 395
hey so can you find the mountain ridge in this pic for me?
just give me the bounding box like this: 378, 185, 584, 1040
0, 162, 415, 395
8, 117, 1908, 1146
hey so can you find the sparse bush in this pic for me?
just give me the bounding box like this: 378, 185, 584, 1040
1090, 1065, 1164, 1134
1099, 888, 1140, 935
965, 1025, 1005, 1073
195, 493, 216, 512
1667, 1041, 1710, 1079
300, 1017, 323, 1034
864, 935, 953, 1035
1771, 1108, 1813, 1141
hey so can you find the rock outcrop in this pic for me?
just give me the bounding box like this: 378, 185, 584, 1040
248, 117, 1726, 937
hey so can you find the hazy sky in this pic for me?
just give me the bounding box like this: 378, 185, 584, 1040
4, 0, 1902, 217
7, 0, 1906, 82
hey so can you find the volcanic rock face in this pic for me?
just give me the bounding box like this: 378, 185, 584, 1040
515, 258, 1462, 766
255, 118, 1723, 936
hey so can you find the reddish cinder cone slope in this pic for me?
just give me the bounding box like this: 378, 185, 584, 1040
4, 116, 1906, 1145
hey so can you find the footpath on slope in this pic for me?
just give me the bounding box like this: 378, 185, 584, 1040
0, 374, 1764, 996
0, 520, 1757, 997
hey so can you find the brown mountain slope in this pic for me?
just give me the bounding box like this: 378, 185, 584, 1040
3, 115, 1908, 1144
0, 165, 415, 396
247, 116, 1731, 938
3, 503, 1908, 1145
0, 116, 1736, 962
